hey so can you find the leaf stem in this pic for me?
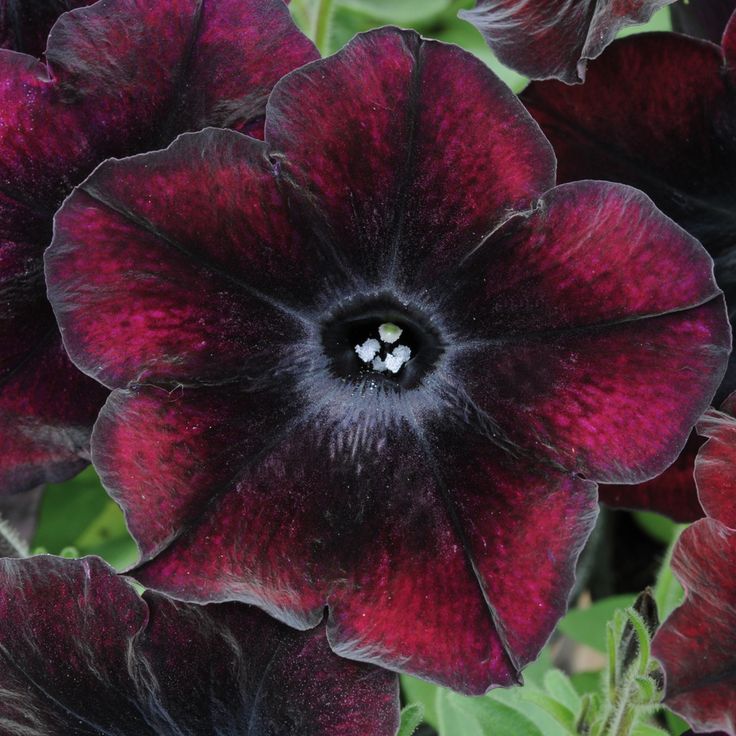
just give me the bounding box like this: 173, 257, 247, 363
312, 0, 336, 54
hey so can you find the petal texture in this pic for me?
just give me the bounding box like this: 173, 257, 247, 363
652, 519, 736, 735
0, 0, 316, 490
459, 0, 675, 83
0, 555, 399, 735
443, 182, 729, 483
266, 27, 555, 284
694, 392, 736, 529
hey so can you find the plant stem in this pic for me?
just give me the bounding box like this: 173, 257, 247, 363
312, 0, 336, 55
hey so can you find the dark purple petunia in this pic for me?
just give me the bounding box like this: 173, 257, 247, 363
652, 518, 736, 735
459, 0, 674, 83
0, 554, 399, 735
0, 0, 94, 56
0, 0, 317, 495
45, 28, 730, 693
521, 15, 736, 521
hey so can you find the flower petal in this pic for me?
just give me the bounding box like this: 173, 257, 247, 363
694, 392, 736, 529
1, 0, 316, 490
99, 385, 596, 693
598, 433, 705, 522
671, 0, 736, 44
0, 555, 399, 734
443, 182, 729, 482
459, 0, 674, 83
47, 130, 311, 389
652, 519, 736, 735
0, 332, 106, 494
0, 0, 93, 56
266, 27, 555, 285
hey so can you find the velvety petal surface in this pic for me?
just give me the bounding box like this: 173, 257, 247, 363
459, 0, 674, 83
99, 383, 597, 693
0, 0, 93, 56
652, 519, 736, 735
598, 433, 705, 522
1, 0, 316, 489
694, 391, 736, 528
441, 182, 729, 483
266, 27, 555, 285
48, 130, 312, 389
0, 555, 399, 735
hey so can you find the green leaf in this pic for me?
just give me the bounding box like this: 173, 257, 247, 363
397, 703, 424, 736
617, 6, 671, 36
401, 676, 440, 730
438, 691, 546, 736
633, 511, 679, 545
631, 724, 670, 736
558, 595, 635, 653
543, 670, 581, 713
338, 0, 452, 25
570, 671, 602, 696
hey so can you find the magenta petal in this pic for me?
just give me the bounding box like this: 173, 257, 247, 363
0, 555, 399, 734
598, 433, 705, 522
47, 131, 310, 389
652, 519, 736, 735
694, 392, 736, 529
446, 182, 729, 482
0, 0, 93, 56
266, 27, 554, 284
459, 0, 674, 83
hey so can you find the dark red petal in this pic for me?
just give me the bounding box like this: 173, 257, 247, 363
0, 332, 106, 493
459, 0, 674, 83
598, 433, 705, 522
1, 0, 316, 490
0, 485, 43, 543
266, 27, 554, 285
47, 130, 311, 389
444, 181, 729, 482
521, 34, 732, 262
652, 519, 736, 734
106, 385, 596, 693
694, 391, 736, 529
0, 0, 93, 56
0, 555, 399, 735
671, 0, 736, 44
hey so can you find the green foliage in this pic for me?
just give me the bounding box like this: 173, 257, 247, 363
33, 466, 137, 569
559, 595, 636, 653
397, 703, 424, 736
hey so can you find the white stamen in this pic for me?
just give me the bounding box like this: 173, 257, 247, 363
355, 338, 380, 363
372, 356, 387, 372
379, 322, 403, 344
384, 344, 411, 373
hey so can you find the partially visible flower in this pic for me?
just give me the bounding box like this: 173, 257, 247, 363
0, 0, 317, 494
0, 0, 94, 56
671, 0, 736, 43
694, 391, 736, 529
0, 555, 399, 735
652, 518, 736, 735
46, 28, 730, 692
521, 14, 736, 520
459, 0, 674, 83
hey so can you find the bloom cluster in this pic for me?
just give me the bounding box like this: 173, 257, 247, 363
1, 0, 735, 733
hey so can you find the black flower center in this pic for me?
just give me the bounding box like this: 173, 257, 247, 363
321, 295, 444, 389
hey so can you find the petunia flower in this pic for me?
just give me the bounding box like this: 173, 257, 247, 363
520, 13, 736, 522
0, 554, 399, 735
458, 0, 674, 84
0, 0, 317, 495
652, 518, 736, 735
45, 28, 730, 693
0, 0, 94, 56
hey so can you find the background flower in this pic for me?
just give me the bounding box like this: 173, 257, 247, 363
458, 0, 675, 83
0, 0, 317, 495
45, 27, 730, 693
0, 554, 399, 735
